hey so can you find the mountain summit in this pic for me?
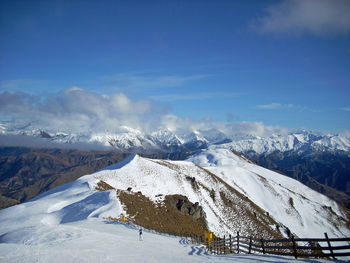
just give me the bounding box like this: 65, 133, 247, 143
1, 149, 348, 243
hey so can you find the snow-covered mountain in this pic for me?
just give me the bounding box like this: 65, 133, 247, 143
1, 122, 349, 154
2, 123, 350, 208
1, 149, 348, 239
212, 132, 350, 155
1, 148, 349, 261
187, 149, 350, 238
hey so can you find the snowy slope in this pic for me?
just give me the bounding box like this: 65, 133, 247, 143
1, 151, 350, 262
187, 148, 350, 238
93, 154, 277, 237
0, 154, 277, 247
0, 217, 335, 263
0, 174, 124, 233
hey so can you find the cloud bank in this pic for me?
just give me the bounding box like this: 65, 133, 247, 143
253, 0, 350, 36
0, 87, 292, 143
0, 134, 111, 150
0, 87, 156, 133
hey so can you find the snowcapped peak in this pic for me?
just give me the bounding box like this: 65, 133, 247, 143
101, 154, 140, 171
188, 148, 243, 167
312, 134, 350, 152
193, 130, 200, 135
0, 123, 6, 134
119, 126, 142, 134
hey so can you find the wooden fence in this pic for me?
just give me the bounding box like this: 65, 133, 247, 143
189, 232, 350, 259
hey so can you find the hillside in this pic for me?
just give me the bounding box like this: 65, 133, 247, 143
1, 150, 349, 238
244, 151, 350, 207
187, 149, 350, 238
0, 147, 128, 209
93, 154, 281, 239
1, 149, 349, 261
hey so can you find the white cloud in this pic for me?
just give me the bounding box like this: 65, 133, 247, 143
253, 0, 350, 36
0, 88, 294, 141
159, 114, 289, 138
0, 134, 110, 150
257, 103, 282, 109
0, 88, 155, 133
149, 92, 238, 102
102, 72, 211, 90
340, 107, 350, 111
256, 103, 308, 111
220, 121, 290, 137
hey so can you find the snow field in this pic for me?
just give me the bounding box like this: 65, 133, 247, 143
0, 218, 341, 263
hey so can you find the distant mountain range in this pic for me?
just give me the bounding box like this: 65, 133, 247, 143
1, 123, 350, 208
1, 122, 350, 154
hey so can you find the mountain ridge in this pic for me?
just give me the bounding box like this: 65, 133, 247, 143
2, 122, 349, 154
1, 123, 350, 209
1, 149, 349, 243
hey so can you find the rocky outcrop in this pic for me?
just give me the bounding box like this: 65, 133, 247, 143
166, 195, 206, 220
117, 191, 208, 238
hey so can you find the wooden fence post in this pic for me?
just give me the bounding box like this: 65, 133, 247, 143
218, 238, 220, 255
209, 238, 212, 253
291, 235, 298, 259
216, 237, 219, 255
221, 237, 223, 254
237, 231, 240, 254
261, 239, 265, 254
229, 234, 232, 253
212, 237, 215, 254
248, 236, 252, 254
223, 235, 226, 254
324, 232, 336, 260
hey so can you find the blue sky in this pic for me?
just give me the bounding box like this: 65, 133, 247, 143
1, 0, 350, 134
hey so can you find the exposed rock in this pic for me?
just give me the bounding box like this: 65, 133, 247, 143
116, 190, 208, 238
186, 176, 196, 183
166, 194, 206, 220
39, 130, 52, 139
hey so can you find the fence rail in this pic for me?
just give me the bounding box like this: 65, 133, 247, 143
189, 232, 350, 259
